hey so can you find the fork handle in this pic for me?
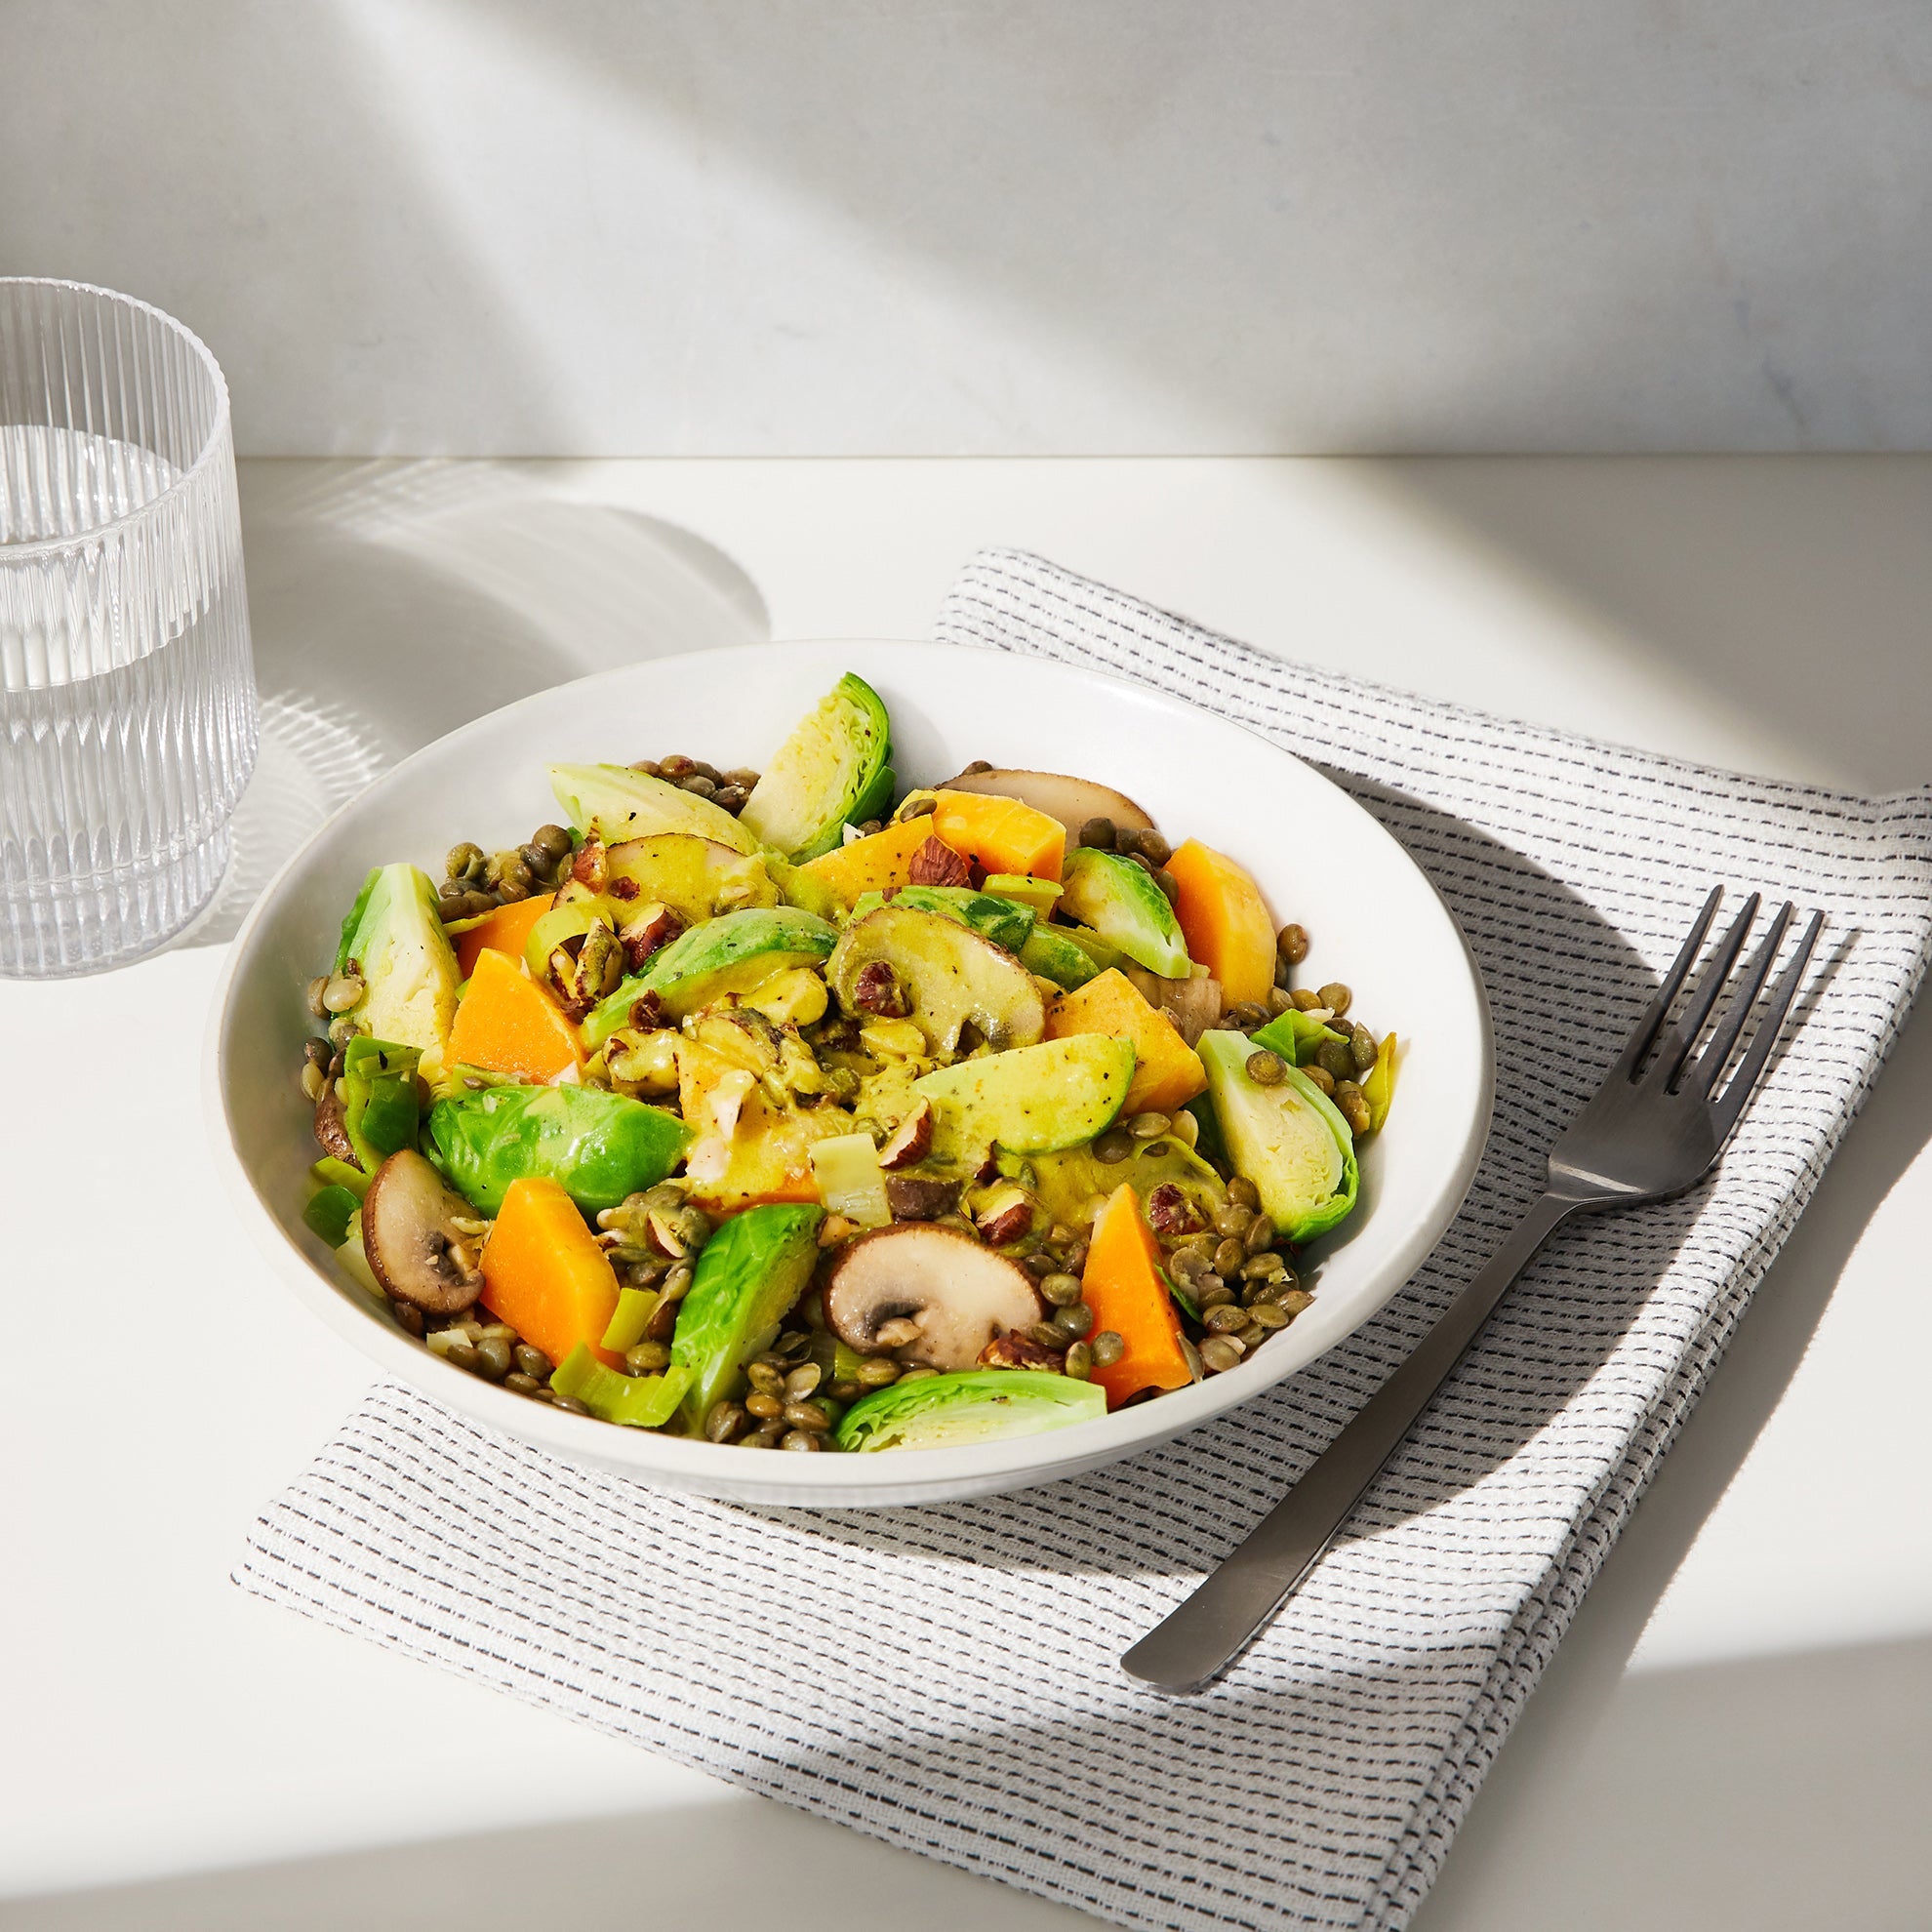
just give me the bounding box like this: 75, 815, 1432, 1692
1121, 1189, 1585, 1693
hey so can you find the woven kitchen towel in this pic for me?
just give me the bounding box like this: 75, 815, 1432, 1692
238, 550, 1932, 1932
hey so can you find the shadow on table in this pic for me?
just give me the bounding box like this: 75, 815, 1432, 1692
10, 1627, 1928, 1932
175, 462, 770, 949
1365, 458, 1932, 796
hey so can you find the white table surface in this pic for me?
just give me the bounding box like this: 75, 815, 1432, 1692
4, 456, 1928, 1931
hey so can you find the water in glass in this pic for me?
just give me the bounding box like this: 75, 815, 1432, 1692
1, 281, 258, 975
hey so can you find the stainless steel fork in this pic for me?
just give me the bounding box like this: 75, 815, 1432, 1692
1122, 887, 1825, 1694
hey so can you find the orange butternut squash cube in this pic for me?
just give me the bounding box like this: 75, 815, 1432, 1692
1046, 968, 1206, 1115
480, 1174, 622, 1368
1164, 838, 1276, 1010
448, 947, 583, 1083
798, 815, 941, 906
931, 789, 1064, 882
1081, 1184, 1193, 1409
453, 893, 556, 979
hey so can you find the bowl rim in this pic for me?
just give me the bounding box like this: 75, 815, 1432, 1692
204, 637, 1493, 1501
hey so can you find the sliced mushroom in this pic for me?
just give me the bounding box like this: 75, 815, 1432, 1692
876, 1099, 934, 1170
828, 906, 1045, 1055
362, 1149, 486, 1316
938, 767, 1155, 835
313, 1083, 358, 1167
824, 1225, 1043, 1371
1124, 963, 1223, 1046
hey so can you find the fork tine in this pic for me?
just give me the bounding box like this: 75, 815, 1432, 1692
1612, 885, 1722, 1078
1651, 892, 1760, 1089
1711, 909, 1825, 1139
1680, 902, 1792, 1096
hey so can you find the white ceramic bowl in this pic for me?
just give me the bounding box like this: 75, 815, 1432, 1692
207, 640, 1491, 1506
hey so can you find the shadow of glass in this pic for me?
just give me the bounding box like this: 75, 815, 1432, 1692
172, 466, 770, 947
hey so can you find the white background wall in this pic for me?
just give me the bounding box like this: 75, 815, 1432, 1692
6, 0, 1930, 456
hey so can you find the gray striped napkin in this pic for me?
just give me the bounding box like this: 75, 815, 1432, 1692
237, 550, 1932, 1932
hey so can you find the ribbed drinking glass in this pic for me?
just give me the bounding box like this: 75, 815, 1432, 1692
1, 279, 258, 976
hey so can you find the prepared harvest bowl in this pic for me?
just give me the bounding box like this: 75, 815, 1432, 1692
207, 640, 1491, 1506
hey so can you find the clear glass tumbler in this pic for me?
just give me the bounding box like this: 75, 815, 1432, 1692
1, 279, 258, 976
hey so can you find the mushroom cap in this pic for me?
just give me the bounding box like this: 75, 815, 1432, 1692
936, 767, 1155, 836
823, 1225, 1044, 1373
362, 1148, 486, 1316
